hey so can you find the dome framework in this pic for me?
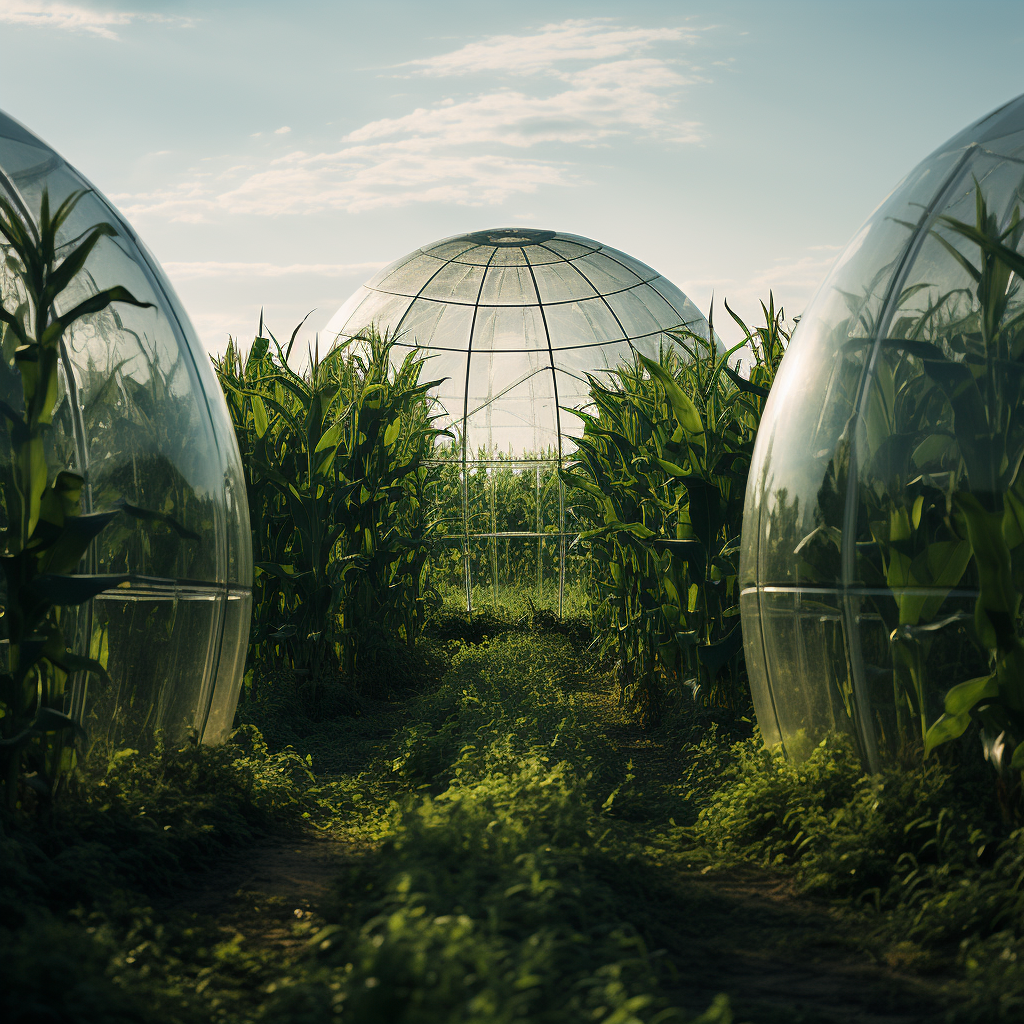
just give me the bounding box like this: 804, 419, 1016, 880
740, 94, 1024, 770
326, 228, 711, 615
0, 109, 252, 748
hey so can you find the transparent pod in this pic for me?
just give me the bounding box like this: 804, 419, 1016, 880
0, 109, 252, 750
740, 94, 1024, 768
326, 227, 711, 616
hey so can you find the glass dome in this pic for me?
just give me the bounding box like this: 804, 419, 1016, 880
0, 109, 252, 748
326, 227, 710, 615
740, 93, 1024, 769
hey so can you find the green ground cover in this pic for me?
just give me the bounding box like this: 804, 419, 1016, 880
3, 613, 1023, 1022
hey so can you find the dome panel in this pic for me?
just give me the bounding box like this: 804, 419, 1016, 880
398, 297, 475, 350
544, 296, 626, 348
421, 237, 477, 260
453, 245, 497, 267
478, 266, 538, 306
570, 251, 647, 293
472, 304, 548, 352
325, 226, 711, 615
342, 289, 416, 341
523, 245, 568, 266
488, 246, 530, 267
533, 261, 599, 303
650, 279, 711, 333
605, 284, 682, 339
0, 107, 251, 750
419, 261, 485, 303
366, 250, 429, 291
739, 92, 1024, 769
539, 238, 598, 260
599, 247, 661, 284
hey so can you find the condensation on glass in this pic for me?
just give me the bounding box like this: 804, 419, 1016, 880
740, 94, 1024, 769
325, 228, 711, 615
0, 109, 252, 749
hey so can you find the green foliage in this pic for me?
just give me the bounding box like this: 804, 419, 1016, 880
0, 189, 156, 810
257, 632, 728, 1024
566, 298, 788, 724
214, 322, 449, 689
919, 190, 1024, 772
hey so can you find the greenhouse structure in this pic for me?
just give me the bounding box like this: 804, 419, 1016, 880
740, 93, 1024, 770
0, 108, 252, 749
325, 227, 712, 616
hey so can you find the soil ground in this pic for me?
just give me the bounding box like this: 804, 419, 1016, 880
170, 682, 958, 1024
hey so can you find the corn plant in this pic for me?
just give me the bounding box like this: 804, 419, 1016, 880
215, 322, 448, 692
565, 298, 788, 724
0, 189, 152, 809
900, 187, 1024, 772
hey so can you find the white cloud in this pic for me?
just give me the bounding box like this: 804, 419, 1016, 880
274, 126, 291, 135
117, 18, 703, 220
162, 260, 385, 280
0, 0, 190, 39
117, 148, 571, 220
402, 18, 700, 77
349, 60, 696, 149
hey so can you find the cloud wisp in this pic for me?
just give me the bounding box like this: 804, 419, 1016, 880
401, 18, 700, 77
118, 17, 705, 221
0, 1, 190, 40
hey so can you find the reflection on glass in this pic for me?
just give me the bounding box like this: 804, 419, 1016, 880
740, 94, 1024, 769
326, 226, 712, 615
0, 107, 252, 751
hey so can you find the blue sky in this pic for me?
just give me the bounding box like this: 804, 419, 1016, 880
2, 0, 1022, 351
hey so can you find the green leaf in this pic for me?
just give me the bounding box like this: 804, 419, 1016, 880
38, 510, 121, 575
251, 394, 270, 438
636, 353, 705, 436
944, 673, 998, 716
924, 711, 971, 756
314, 420, 345, 454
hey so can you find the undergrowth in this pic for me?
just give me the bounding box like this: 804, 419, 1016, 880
8, 620, 1024, 1021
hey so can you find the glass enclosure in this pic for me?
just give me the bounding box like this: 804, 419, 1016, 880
740, 93, 1024, 769
0, 108, 252, 749
325, 228, 711, 615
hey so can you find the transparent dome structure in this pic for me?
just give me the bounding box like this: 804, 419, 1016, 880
0, 109, 252, 748
326, 227, 710, 615
740, 94, 1024, 769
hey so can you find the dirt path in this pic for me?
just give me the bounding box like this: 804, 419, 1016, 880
578, 682, 956, 1023
164, 831, 370, 955
160, 680, 956, 1022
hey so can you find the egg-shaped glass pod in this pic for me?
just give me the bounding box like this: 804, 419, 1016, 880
0, 109, 252, 749
740, 94, 1024, 769
326, 228, 710, 615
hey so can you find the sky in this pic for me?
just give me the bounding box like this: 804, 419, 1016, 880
2, 0, 1022, 352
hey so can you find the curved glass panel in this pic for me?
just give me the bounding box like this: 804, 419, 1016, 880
325, 226, 711, 616
0, 108, 252, 750
740, 93, 1024, 768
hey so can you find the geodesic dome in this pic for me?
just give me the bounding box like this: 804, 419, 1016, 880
740, 93, 1024, 770
326, 227, 710, 615
0, 108, 252, 748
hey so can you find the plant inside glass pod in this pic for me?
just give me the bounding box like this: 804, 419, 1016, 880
0, 189, 154, 812
795, 179, 1024, 789
900, 186, 1024, 779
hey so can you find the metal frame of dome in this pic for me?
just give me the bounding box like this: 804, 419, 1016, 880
326, 228, 711, 616
0, 108, 252, 749
740, 93, 1024, 770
